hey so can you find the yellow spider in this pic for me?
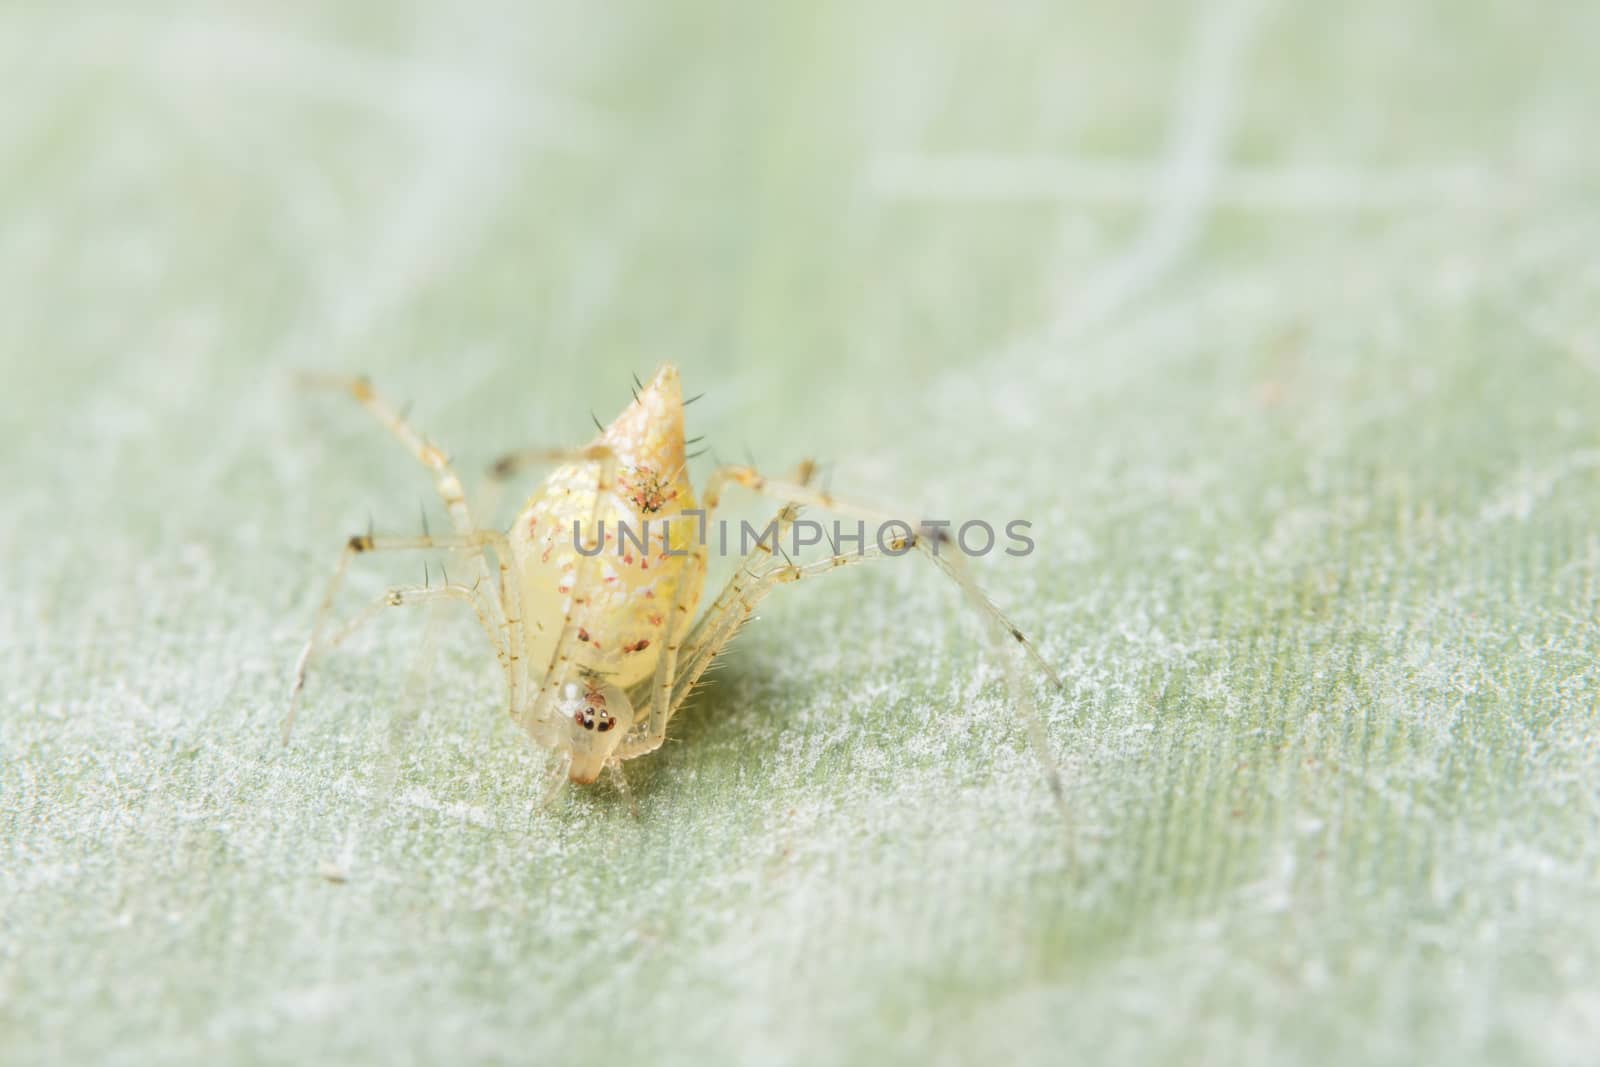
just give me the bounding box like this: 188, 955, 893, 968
286, 365, 1062, 809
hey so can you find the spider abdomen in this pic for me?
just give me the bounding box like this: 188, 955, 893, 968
509, 366, 706, 690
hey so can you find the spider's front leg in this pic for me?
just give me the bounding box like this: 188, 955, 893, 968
641, 465, 1070, 822
298, 375, 529, 713
285, 532, 514, 743
300, 374, 502, 587
701, 465, 1061, 685
618, 462, 815, 760
503, 446, 621, 740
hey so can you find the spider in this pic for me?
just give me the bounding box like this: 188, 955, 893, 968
285, 364, 1064, 810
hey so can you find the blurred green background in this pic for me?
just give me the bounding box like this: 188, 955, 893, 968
3, 1, 1599, 1063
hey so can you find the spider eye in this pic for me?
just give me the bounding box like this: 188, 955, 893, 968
566, 681, 633, 748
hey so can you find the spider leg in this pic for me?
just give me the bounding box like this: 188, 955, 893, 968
481, 444, 616, 530
322, 583, 503, 657
300, 375, 525, 710
630, 469, 1069, 822
662, 548, 895, 722
627, 461, 815, 754
666, 540, 1066, 819
701, 465, 1061, 684
285, 533, 511, 743
483, 440, 632, 735
538, 751, 573, 811
300, 375, 483, 538
484, 440, 652, 731
606, 761, 640, 818
487, 444, 620, 482
516, 446, 621, 734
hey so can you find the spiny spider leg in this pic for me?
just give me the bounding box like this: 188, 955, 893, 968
664, 535, 1066, 818
298, 375, 526, 711
631, 461, 814, 755
286, 533, 511, 743
318, 583, 506, 721
323, 583, 506, 659
517, 445, 619, 737
481, 444, 618, 531
300, 375, 494, 560
702, 465, 1062, 685
653, 549, 893, 736
632, 469, 1069, 819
